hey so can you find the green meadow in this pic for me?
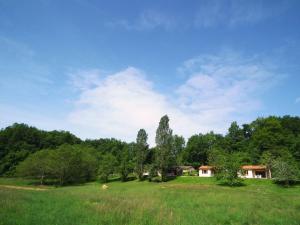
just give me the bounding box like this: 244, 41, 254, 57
0, 177, 300, 225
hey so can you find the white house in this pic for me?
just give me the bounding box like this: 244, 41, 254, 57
198, 165, 271, 179
240, 165, 271, 179
199, 166, 214, 177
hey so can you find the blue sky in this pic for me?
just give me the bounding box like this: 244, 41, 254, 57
0, 0, 300, 144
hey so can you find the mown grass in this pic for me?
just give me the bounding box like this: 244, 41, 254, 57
0, 177, 300, 225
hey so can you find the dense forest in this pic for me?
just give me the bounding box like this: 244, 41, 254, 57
0, 115, 299, 185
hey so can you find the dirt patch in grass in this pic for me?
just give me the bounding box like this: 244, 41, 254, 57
0, 185, 49, 191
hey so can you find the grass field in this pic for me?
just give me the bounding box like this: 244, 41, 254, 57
0, 177, 300, 225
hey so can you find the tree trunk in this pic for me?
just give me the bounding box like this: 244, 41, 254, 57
40, 175, 44, 185
161, 169, 166, 182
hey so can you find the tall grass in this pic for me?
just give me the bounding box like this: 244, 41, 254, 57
1, 177, 300, 225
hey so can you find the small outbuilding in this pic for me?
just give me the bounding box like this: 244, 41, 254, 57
199, 165, 214, 177
240, 165, 271, 179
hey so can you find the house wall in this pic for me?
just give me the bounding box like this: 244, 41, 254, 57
239, 170, 254, 178
239, 169, 270, 179
199, 169, 213, 177
199, 168, 271, 179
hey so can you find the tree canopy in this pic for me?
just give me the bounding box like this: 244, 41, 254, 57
1, 115, 300, 185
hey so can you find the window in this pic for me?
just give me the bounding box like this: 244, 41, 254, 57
245, 170, 248, 175
202, 170, 208, 174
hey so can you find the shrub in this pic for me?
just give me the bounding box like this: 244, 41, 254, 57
273, 156, 300, 186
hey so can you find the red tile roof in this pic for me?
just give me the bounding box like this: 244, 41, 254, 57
199, 165, 213, 170
241, 165, 266, 170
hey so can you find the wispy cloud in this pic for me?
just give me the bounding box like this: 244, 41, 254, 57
194, 0, 290, 28
105, 10, 176, 31
176, 51, 281, 130
68, 69, 103, 91
68, 51, 281, 145
0, 36, 35, 60
105, 1, 292, 31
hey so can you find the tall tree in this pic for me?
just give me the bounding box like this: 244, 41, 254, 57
259, 151, 275, 178
49, 144, 98, 185
181, 132, 221, 166
225, 121, 245, 152
155, 115, 173, 181
118, 144, 134, 182
172, 135, 185, 165
98, 153, 118, 183
135, 129, 148, 180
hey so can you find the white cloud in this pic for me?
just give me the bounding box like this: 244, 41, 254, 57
106, 10, 175, 31
68, 67, 186, 143
68, 52, 280, 145
295, 97, 300, 104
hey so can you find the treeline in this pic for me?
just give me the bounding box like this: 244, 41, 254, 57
0, 124, 81, 175
0, 115, 300, 185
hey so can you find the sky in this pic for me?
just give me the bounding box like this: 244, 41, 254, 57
0, 0, 300, 145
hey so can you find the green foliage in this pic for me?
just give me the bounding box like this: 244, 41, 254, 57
16, 144, 98, 185
209, 148, 245, 186
2, 115, 300, 186
172, 135, 185, 165
155, 115, 173, 181
118, 144, 134, 182
272, 154, 300, 186
83, 138, 126, 156
225, 121, 248, 153
250, 117, 289, 158
290, 136, 300, 162
135, 129, 148, 180
16, 150, 52, 184
98, 153, 118, 183
259, 151, 275, 177
50, 145, 98, 185
146, 163, 159, 181
0, 123, 81, 175
182, 132, 221, 166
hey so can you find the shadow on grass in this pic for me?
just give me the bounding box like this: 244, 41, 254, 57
28, 178, 102, 187
165, 176, 177, 182
274, 180, 300, 188
217, 181, 246, 187
100, 176, 137, 184
147, 175, 178, 183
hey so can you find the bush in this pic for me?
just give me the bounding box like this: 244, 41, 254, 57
273, 156, 300, 186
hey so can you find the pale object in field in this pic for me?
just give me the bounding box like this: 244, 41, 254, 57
102, 184, 108, 190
